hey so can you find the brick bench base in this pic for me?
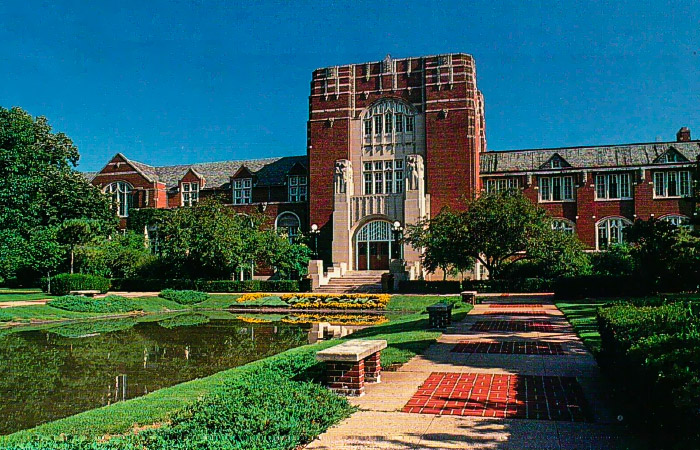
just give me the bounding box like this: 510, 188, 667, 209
317, 339, 387, 397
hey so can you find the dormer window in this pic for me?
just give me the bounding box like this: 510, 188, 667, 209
233, 178, 252, 204
181, 182, 199, 206
655, 148, 687, 164
288, 176, 307, 202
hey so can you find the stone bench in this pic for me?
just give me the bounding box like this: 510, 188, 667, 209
461, 290, 478, 305
316, 339, 387, 397
427, 302, 453, 328
69, 290, 101, 297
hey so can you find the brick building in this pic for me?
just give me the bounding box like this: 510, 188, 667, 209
87, 53, 698, 281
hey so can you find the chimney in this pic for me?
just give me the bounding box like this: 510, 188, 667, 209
677, 127, 691, 142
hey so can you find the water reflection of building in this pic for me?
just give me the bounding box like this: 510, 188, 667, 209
307, 322, 367, 344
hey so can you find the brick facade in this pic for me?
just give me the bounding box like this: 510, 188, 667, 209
87, 52, 698, 279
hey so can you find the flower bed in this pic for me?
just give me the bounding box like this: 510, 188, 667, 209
235, 293, 390, 310
282, 313, 389, 326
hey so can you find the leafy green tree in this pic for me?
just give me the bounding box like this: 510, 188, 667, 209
625, 218, 691, 291
256, 232, 312, 279
57, 219, 106, 274
406, 191, 588, 280
0, 107, 115, 282
405, 210, 473, 280
75, 230, 155, 278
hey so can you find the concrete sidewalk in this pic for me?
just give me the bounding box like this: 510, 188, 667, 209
305, 297, 645, 450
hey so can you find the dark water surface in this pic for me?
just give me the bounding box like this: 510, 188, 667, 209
0, 313, 312, 435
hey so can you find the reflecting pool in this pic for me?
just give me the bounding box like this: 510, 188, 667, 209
0, 312, 317, 435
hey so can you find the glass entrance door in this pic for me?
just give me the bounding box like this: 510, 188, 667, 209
354, 221, 400, 270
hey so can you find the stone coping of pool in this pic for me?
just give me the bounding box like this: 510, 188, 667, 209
316, 339, 387, 362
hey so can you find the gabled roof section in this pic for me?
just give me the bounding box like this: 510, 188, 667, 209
481, 141, 700, 174
653, 146, 688, 164
287, 160, 308, 177
232, 165, 254, 180
102, 154, 309, 191
539, 153, 571, 170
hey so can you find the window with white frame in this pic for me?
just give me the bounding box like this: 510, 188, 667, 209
288, 176, 307, 202
484, 178, 519, 194
181, 182, 199, 206
539, 176, 574, 202
661, 215, 691, 227
105, 181, 132, 217
596, 217, 631, 250
653, 170, 691, 198
595, 173, 632, 200
551, 219, 575, 234
233, 178, 252, 204
363, 160, 404, 195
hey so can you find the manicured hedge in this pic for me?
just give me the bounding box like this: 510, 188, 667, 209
554, 275, 648, 299
397, 280, 461, 294
597, 302, 700, 448
0, 311, 13, 322
40, 274, 110, 296
462, 278, 554, 293
47, 295, 140, 313
159, 289, 209, 305
111, 278, 302, 293
205, 280, 301, 293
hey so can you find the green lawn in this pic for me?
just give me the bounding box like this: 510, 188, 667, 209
0, 296, 194, 323
556, 301, 603, 353
386, 295, 461, 312
2, 301, 472, 444
0, 288, 51, 302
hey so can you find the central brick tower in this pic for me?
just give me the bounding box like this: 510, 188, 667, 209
307, 53, 486, 272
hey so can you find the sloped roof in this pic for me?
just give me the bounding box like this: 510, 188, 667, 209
481, 141, 700, 174
110, 154, 308, 190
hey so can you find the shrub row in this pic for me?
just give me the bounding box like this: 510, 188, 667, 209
397, 280, 461, 294
159, 289, 209, 305
462, 278, 554, 293
597, 302, 700, 448
40, 274, 110, 296
111, 278, 302, 293
554, 275, 649, 299
396, 278, 555, 294
47, 295, 140, 313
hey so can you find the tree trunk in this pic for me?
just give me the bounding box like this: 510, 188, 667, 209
70, 248, 74, 274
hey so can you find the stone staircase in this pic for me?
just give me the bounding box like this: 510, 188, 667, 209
314, 270, 385, 294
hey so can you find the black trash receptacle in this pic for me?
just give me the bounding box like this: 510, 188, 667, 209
427, 302, 453, 329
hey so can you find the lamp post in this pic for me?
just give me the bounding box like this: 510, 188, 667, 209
392, 220, 403, 260
310, 223, 320, 259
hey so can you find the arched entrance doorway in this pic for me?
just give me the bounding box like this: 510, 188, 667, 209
355, 220, 401, 270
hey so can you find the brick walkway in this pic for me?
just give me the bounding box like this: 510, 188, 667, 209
305, 296, 646, 450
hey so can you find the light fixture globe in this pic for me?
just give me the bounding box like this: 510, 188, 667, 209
393, 220, 401, 230
311, 223, 318, 232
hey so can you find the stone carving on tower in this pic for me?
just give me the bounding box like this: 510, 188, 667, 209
334, 159, 353, 196
406, 154, 424, 191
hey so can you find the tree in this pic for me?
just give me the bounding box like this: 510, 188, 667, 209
406, 191, 588, 280
75, 230, 155, 278
624, 218, 693, 291
0, 107, 115, 283
157, 199, 311, 280
405, 210, 473, 280
57, 219, 106, 274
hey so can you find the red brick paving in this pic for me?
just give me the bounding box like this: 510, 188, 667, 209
488, 304, 543, 308
470, 320, 555, 332
451, 341, 565, 355
402, 372, 591, 422
483, 310, 549, 316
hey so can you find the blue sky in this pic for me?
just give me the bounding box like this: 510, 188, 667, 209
1, 1, 698, 171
